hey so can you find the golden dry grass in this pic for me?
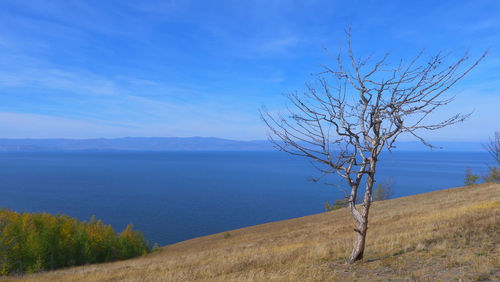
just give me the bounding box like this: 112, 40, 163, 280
7, 183, 500, 281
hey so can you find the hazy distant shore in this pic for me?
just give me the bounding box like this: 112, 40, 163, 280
0, 137, 487, 152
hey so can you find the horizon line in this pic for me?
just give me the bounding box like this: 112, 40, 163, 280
0, 136, 489, 143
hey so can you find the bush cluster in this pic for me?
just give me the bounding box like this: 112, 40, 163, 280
464, 166, 500, 186
324, 198, 349, 211
0, 209, 149, 275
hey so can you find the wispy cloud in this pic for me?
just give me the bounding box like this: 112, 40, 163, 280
257, 36, 299, 55
0, 68, 117, 96
0, 54, 267, 139
0, 0, 497, 140
0, 112, 131, 138
0, 106, 265, 140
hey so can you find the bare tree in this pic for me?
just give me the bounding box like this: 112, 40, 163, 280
261, 27, 487, 264
482, 131, 500, 182
373, 177, 395, 201
484, 131, 500, 165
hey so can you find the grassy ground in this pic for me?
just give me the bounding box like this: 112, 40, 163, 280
8, 183, 500, 281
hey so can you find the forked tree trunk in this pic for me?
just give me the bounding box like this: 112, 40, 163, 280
348, 159, 376, 264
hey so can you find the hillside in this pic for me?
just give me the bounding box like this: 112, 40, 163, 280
13, 183, 500, 281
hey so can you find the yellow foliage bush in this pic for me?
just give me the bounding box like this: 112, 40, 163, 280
0, 209, 149, 275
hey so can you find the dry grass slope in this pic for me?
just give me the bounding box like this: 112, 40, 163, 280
9, 183, 500, 281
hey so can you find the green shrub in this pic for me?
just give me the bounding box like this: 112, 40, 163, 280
483, 166, 500, 183
334, 199, 349, 209
152, 243, 161, 252
224, 231, 231, 239
0, 209, 149, 275
464, 167, 479, 186
325, 199, 349, 211
324, 201, 334, 212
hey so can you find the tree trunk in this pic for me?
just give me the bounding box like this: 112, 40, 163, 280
348, 218, 368, 263
347, 158, 376, 264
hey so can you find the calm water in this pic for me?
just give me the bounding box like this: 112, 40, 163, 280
0, 151, 492, 246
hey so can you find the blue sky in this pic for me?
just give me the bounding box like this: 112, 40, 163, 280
0, 0, 498, 141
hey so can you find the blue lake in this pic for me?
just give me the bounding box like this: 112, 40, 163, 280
0, 151, 493, 246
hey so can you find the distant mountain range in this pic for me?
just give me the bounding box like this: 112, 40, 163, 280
0, 137, 274, 151
0, 137, 487, 152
